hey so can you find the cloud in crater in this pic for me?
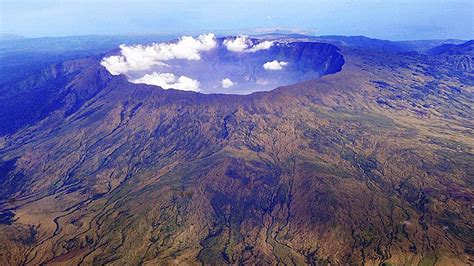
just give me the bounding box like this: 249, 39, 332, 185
223, 35, 273, 53
100, 33, 295, 93
131, 72, 200, 92
101, 33, 216, 75
263, 60, 288, 70
221, 78, 235, 88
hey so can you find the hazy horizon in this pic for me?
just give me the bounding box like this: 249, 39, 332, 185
1, 0, 473, 41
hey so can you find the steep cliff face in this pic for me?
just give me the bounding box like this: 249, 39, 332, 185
0, 40, 473, 265
0, 58, 112, 136
201, 40, 345, 93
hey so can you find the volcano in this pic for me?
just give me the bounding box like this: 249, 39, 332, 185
0, 35, 473, 265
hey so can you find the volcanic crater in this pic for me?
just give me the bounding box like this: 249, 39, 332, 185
101, 35, 345, 94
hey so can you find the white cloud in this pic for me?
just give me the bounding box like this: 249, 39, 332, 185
223, 35, 250, 52
221, 78, 235, 88
101, 33, 216, 75
248, 41, 274, 52
100, 55, 130, 76
263, 60, 288, 70
131, 72, 200, 92
223, 35, 273, 53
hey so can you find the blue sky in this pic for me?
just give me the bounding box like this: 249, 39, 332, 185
0, 0, 473, 40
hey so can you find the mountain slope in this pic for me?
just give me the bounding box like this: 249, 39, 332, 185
0, 40, 473, 265
427, 40, 474, 72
